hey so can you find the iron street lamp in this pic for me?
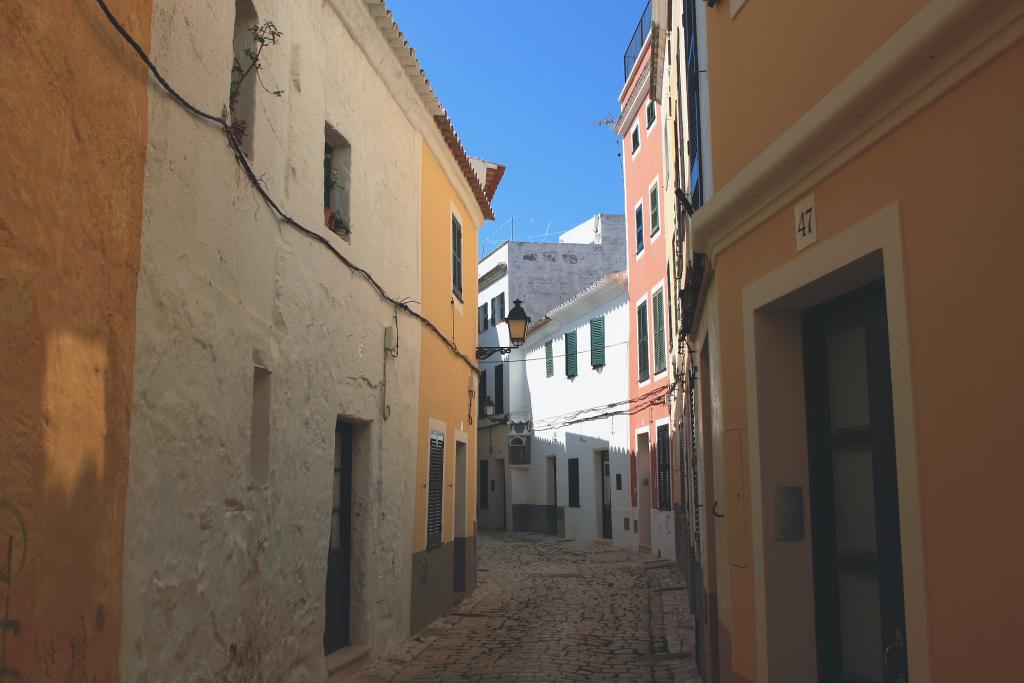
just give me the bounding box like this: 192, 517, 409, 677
476, 298, 531, 360
483, 397, 496, 418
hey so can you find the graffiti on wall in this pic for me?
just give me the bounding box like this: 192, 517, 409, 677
0, 501, 27, 680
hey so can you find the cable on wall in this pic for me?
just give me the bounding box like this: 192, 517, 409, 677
92, 0, 479, 373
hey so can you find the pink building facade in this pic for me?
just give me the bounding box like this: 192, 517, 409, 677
617, 1, 675, 560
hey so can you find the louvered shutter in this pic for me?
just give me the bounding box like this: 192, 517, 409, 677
451, 216, 463, 298
637, 301, 650, 382
545, 341, 553, 377
653, 291, 666, 375
657, 424, 671, 510
565, 331, 578, 378
590, 316, 605, 367
427, 432, 444, 546
568, 458, 580, 508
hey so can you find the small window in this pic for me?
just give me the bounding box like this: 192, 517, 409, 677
510, 436, 530, 465
616, 473, 623, 491
427, 432, 445, 547
452, 215, 463, 300
491, 293, 505, 326
478, 304, 489, 333
494, 364, 504, 415
324, 126, 352, 239
478, 459, 489, 510
545, 340, 554, 378
631, 124, 640, 155
635, 205, 644, 255
478, 369, 487, 417
657, 424, 671, 510
230, 0, 259, 157
650, 186, 660, 238
646, 100, 656, 129
637, 301, 650, 382
590, 316, 605, 367
564, 330, 578, 378
568, 458, 580, 508
250, 366, 271, 486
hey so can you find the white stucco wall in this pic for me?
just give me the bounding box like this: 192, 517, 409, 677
506, 276, 634, 550
120, 0, 452, 679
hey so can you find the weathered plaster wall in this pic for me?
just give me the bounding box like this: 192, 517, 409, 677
121, 0, 433, 678
0, 0, 151, 678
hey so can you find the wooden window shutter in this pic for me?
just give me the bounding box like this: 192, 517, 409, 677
657, 424, 671, 510
565, 331, 578, 378
451, 216, 463, 299
545, 341, 554, 378
427, 432, 445, 547
568, 458, 580, 508
478, 304, 488, 333
653, 290, 666, 374
590, 316, 605, 367
637, 301, 650, 382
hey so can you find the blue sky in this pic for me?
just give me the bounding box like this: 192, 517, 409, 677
388, 1, 648, 259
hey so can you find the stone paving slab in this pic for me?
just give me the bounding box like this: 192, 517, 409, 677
353, 532, 700, 682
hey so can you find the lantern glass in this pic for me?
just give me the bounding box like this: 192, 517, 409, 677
505, 299, 530, 346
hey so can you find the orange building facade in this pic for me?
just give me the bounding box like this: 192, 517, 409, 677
665, 1, 1024, 681
0, 0, 152, 679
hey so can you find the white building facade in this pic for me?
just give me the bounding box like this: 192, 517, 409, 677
476, 214, 626, 532
505, 273, 635, 550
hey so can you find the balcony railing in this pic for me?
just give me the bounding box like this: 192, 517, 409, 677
623, 0, 653, 81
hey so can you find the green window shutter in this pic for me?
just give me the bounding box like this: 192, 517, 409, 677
653, 290, 666, 375
650, 186, 660, 237
656, 424, 671, 510
590, 316, 605, 367
545, 340, 553, 377
565, 331, 578, 378
637, 301, 650, 382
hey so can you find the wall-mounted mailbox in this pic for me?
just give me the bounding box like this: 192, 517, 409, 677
775, 486, 804, 541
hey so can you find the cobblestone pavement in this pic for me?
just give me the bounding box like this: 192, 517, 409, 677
354, 532, 700, 682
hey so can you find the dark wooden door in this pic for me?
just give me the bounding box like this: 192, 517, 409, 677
324, 421, 353, 654
600, 451, 612, 539
803, 282, 908, 683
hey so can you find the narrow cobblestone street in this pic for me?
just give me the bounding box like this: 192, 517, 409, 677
355, 533, 699, 682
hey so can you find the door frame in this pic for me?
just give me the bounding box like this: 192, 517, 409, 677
740, 203, 928, 680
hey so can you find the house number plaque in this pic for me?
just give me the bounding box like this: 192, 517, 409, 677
794, 194, 817, 251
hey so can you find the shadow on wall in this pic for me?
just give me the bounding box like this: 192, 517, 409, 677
514, 432, 632, 543
0, 0, 151, 677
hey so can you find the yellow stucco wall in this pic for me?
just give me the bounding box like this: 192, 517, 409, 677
706, 0, 928, 189
414, 140, 480, 552
0, 0, 151, 678
710, 37, 1024, 682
